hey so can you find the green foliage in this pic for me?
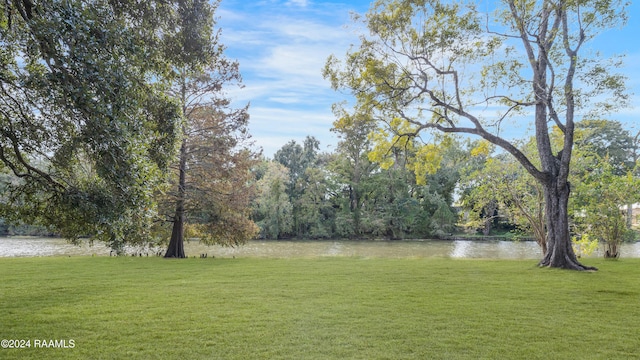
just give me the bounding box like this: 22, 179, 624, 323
575, 119, 636, 175
254, 124, 640, 246
0, 218, 53, 236
459, 139, 547, 250
572, 234, 599, 258
571, 155, 640, 258
255, 134, 464, 240
271, 136, 325, 237
296, 167, 336, 239
0, 0, 252, 251
0, 0, 209, 245
329, 104, 377, 237
252, 161, 294, 239
326, 0, 629, 269
274, 136, 320, 194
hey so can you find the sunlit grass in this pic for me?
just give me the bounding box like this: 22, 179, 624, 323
0, 256, 638, 359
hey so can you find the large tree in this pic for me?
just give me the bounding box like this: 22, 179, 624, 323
575, 120, 636, 175
162, 0, 259, 258
574, 119, 638, 229
571, 157, 640, 258
252, 161, 294, 239
325, 0, 628, 270
273, 136, 320, 236
0, 0, 204, 249
570, 121, 640, 258
329, 104, 377, 237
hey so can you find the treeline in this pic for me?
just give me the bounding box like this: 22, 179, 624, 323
250, 119, 640, 246
251, 135, 480, 240
4, 119, 638, 248
0, 134, 472, 240
0, 221, 54, 237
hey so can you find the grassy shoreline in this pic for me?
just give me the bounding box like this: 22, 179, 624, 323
1, 256, 638, 359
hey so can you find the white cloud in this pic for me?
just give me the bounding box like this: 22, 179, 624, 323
247, 107, 338, 156
286, 0, 309, 7
264, 18, 348, 42
266, 95, 306, 104
216, 1, 361, 156
260, 46, 323, 77
214, 0, 640, 158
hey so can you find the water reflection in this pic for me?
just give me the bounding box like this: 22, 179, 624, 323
0, 237, 113, 257
2, 237, 640, 259
449, 240, 543, 259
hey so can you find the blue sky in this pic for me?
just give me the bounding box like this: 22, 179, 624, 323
217, 0, 640, 157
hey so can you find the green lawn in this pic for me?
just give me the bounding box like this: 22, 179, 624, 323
0, 256, 638, 359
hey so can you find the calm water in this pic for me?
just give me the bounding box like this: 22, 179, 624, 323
1, 237, 639, 259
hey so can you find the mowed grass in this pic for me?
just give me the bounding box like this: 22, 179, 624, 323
1, 256, 639, 359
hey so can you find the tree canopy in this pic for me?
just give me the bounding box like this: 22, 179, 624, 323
324, 0, 628, 269
0, 0, 214, 247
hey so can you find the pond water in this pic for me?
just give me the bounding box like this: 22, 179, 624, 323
1, 237, 640, 259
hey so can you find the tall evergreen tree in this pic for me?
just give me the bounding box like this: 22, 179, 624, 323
162, 0, 258, 258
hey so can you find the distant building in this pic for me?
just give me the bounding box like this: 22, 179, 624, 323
621, 204, 640, 229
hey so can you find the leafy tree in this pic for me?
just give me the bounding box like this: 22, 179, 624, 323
460, 141, 547, 253
274, 136, 320, 194
330, 118, 463, 239
368, 167, 422, 239
252, 161, 293, 239
363, 140, 444, 239
0, 0, 200, 248
161, 105, 259, 257
421, 191, 458, 237
329, 104, 377, 237
571, 233, 599, 259
348, 110, 450, 239
460, 185, 499, 236
575, 120, 635, 175
416, 137, 469, 237
325, 0, 628, 270
571, 158, 640, 258
273, 136, 320, 236
161, 0, 258, 258
296, 166, 336, 239
459, 154, 502, 236
574, 119, 638, 228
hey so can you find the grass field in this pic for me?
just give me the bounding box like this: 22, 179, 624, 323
1, 256, 639, 359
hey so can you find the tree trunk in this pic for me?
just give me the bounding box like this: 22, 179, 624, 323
165, 138, 188, 258
533, 189, 547, 256
532, 217, 547, 256
538, 178, 596, 270
165, 211, 185, 258
529, 32, 594, 270
482, 219, 491, 236
604, 241, 620, 259
482, 200, 497, 236
349, 184, 361, 237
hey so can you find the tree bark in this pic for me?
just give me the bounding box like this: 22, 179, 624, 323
528, 3, 594, 271
349, 184, 362, 237
537, 177, 597, 270
165, 137, 188, 258
482, 200, 497, 236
